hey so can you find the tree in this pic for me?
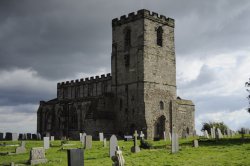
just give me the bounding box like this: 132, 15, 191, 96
245, 78, 250, 113
201, 122, 228, 135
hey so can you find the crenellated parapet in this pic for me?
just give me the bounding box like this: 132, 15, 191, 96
112, 9, 174, 28
57, 73, 112, 88
57, 73, 112, 100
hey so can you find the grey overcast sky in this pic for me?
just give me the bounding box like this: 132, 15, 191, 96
0, 0, 250, 134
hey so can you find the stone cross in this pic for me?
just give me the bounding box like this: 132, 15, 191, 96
171, 133, 179, 153
111, 146, 125, 166
67, 149, 84, 166
139, 131, 145, 140
131, 130, 140, 153
29, 147, 47, 165
109, 135, 118, 158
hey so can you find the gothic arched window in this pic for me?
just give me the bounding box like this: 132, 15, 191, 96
156, 26, 163, 46
160, 101, 164, 110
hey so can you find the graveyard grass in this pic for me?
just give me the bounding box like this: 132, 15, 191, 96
0, 135, 250, 166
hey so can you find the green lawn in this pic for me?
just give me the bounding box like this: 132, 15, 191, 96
0, 135, 250, 166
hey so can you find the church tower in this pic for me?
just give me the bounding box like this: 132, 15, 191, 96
111, 9, 179, 139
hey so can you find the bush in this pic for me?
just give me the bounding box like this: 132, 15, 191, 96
140, 139, 153, 149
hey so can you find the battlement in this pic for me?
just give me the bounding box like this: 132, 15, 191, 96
57, 73, 112, 88
112, 9, 174, 28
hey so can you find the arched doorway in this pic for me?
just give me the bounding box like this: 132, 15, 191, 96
154, 115, 166, 139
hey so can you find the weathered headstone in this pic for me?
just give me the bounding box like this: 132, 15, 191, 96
81, 133, 86, 145
216, 128, 223, 139
67, 149, 84, 166
84, 135, 92, 149
163, 131, 167, 141
204, 130, 209, 138
27, 133, 32, 140
211, 127, 216, 139
43, 137, 50, 149
79, 133, 83, 141
99, 132, 104, 141
124, 135, 133, 141
171, 133, 179, 153
109, 135, 118, 158
131, 130, 140, 153
139, 131, 145, 140
51, 136, 55, 141
12, 133, 18, 141
29, 147, 47, 165
111, 146, 125, 166
15, 141, 26, 154
103, 138, 107, 147
193, 140, 199, 148
0, 133, 4, 140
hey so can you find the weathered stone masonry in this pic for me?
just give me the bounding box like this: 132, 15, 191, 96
37, 9, 195, 140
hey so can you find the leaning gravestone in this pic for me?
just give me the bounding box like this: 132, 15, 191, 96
29, 147, 47, 165
84, 135, 92, 149
67, 149, 84, 166
15, 141, 26, 154
109, 135, 118, 158
217, 128, 223, 139
43, 137, 50, 149
111, 146, 125, 166
193, 140, 199, 148
171, 133, 179, 153
131, 130, 140, 153
99, 132, 104, 141
0, 133, 3, 140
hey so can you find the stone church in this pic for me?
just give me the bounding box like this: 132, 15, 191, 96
37, 9, 195, 140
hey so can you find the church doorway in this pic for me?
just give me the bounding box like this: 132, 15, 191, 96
154, 115, 166, 139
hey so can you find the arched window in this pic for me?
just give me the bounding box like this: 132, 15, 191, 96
156, 26, 163, 46
160, 101, 164, 110
124, 28, 131, 50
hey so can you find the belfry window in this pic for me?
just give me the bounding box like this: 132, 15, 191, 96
160, 101, 164, 110
156, 26, 163, 46
124, 28, 131, 50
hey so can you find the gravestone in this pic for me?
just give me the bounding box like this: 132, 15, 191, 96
27, 133, 32, 140
84, 135, 92, 149
43, 137, 50, 149
32, 134, 37, 140
111, 146, 125, 166
15, 141, 26, 154
99, 132, 104, 141
37, 133, 41, 140
193, 140, 199, 148
29, 147, 47, 165
216, 128, 223, 139
139, 131, 145, 140
12, 133, 18, 141
109, 135, 118, 158
131, 130, 140, 153
67, 149, 84, 166
163, 131, 166, 141
81, 133, 86, 145
0, 133, 3, 140
124, 135, 133, 141
171, 133, 179, 153
204, 130, 209, 138
103, 138, 107, 147
79, 133, 83, 141
169, 132, 172, 141
211, 127, 216, 139
51, 136, 55, 141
